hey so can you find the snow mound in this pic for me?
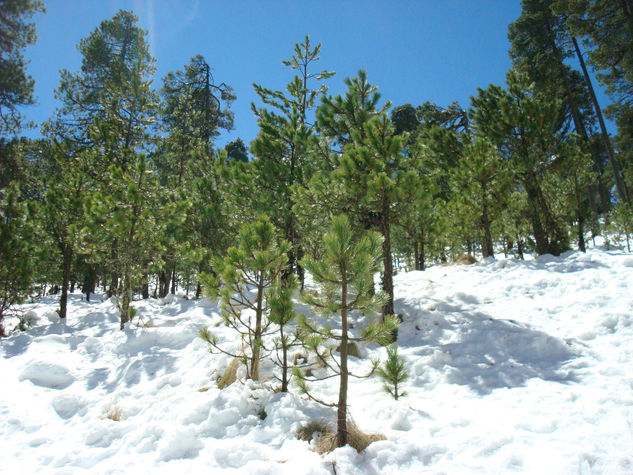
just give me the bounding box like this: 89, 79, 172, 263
19, 360, 75, 389
2, 248, 633, 473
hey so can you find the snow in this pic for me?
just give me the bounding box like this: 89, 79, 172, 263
1, 247, 633, 473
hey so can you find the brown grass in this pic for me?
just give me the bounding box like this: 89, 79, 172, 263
217, 358, 240, 389
454, 254, 478, 265
299, 420, 386, 454
105, 405, 123, 421
297, 420, 331, 442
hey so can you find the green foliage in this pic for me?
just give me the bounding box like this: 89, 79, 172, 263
471, 69, 570, 255
200, 216, 291, 381
376, 345, 409, 400
0, 0, 45, 135
298, 214, 399, 448
0, 181, 34, 334
250, 35, 334, 284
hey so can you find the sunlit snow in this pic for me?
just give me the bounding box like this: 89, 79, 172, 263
1, 246, 632, 473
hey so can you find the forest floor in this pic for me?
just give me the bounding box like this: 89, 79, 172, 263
2, 245, 633, 474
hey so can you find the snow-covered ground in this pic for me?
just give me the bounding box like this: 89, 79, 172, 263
2, 247, 633, 474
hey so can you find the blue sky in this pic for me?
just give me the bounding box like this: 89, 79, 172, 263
22, 1, 571, 148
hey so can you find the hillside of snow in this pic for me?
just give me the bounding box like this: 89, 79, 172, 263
1, 247, 633, 474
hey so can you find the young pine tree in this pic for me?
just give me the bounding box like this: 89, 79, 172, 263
296, 215, 399, 448
268, 274, 300, 392
376, 345, 409, 400
200, 216, 291, 382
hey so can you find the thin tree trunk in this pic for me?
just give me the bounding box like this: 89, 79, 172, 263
119, 272, 132, 331
251, 271, 265, 381
481, 200, 494, 258
170, 266, 177, 294
280, 323, 289, 392
337, 279, 349, 448
572, 35, 631, 206
59, 249, 73, 320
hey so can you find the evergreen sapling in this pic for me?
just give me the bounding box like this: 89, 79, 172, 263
376, 344, 409, 400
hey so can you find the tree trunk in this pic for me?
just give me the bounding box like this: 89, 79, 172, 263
380, 206, 397, 343
481, 200, 494, 258
280, 323, 289, 392
572, 35, 631, 206
158, 269, 170, 298
141, 274, 149, 299
380, 200, 394, 317
251, 271, 265, 381
108, 274, 118, 298
170, 266, 177, 294
119, 273, 131, 331
83, 265, 96, 302
524, 173, 551, 255
337, 279, 349, 448
59, 249, 73, 320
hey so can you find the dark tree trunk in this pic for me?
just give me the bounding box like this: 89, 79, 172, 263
380, 201, 394, 317
481, 201, 494, 258
59, 249, 73, 320
158, 269, 170, 298
195, 282, 202, 300
572, 35, 631, 206
119, 273, 132, 331
380, 204, 397, 343
108, 274, 118, 299
280, 323, 289, 393
83, 265, 96, 302
297, 244, 305, 290
466, 238, 473, 256
141, 274, 149, 299
524, 174, 551, 255
577, 215, 586, 252
170, 267, 177, 294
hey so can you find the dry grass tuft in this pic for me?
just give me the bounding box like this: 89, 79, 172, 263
105, 405, 123, 421
217, 358, 240, 389
197, 386, 210, 392
454, 254, 478, 265
300, 420, 386, 454
297, 420, 331, 442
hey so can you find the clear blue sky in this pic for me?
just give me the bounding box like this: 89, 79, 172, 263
23, 0, 591, 148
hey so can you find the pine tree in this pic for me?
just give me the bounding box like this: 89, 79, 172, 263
305, 72, 417, 326
39, 140, 90, 320
471, 70, 570, 255
268, 274, 300, 392
509, 0, 617, 216
86, 153, 165, 329
0, 0, 44, 136
554, 0, 633, 207
43, 10, 158, 304
0, 182, 34, 336
449, 138, 511, 258
250, 35, 334, 286
296, 215, 399, 448
156, 54, 235, 298
199, 216, 290, 382
376, 345, 409, 400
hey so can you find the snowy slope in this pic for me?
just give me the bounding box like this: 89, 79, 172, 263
1, 247, 632, 474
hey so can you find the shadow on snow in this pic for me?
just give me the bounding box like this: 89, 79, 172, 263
395, 294, 579, 395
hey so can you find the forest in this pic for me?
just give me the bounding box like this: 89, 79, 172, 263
1, 0, 633, 456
